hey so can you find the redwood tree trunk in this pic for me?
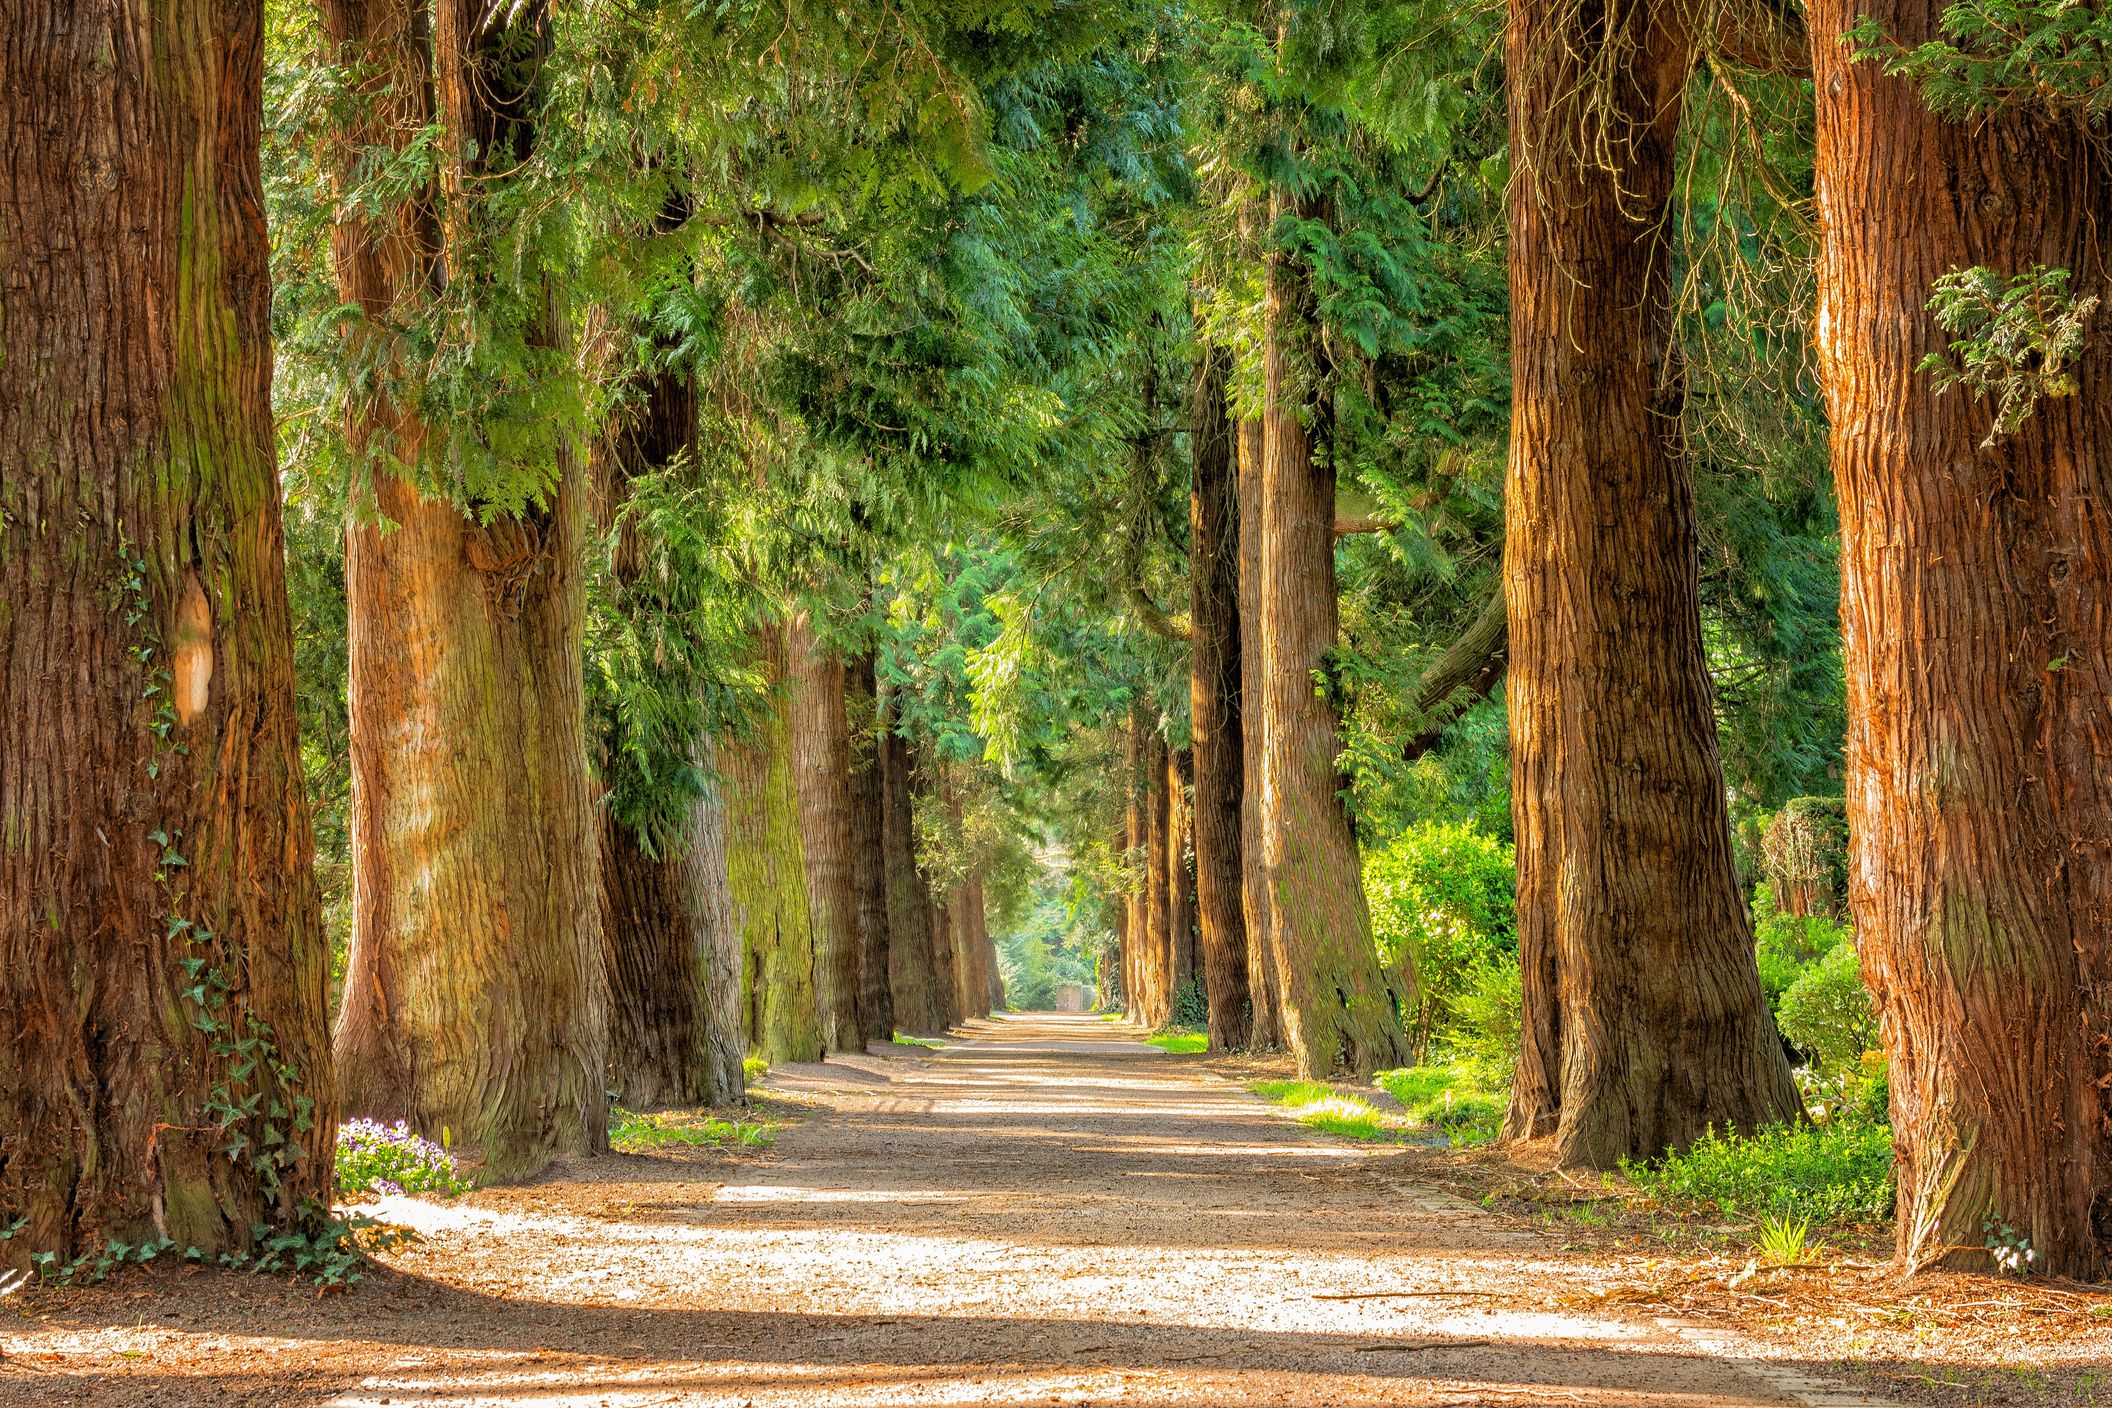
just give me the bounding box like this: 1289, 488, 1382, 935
726, 623, 821, 1065
1259, 195, 1412, 1079
0, 0, 337, 1257
789, 613, 865, 1053
847, 652, 894, 1046
1811, 0, 2112, 1276
880, 697, 940, 1034
1237, 417, 1283, 1050
1191, 350, 1252, 1049
327, 0, 607, 1182
1169, 747, 1198, 1004
1500, 0, 1799, 1162
1143, 729, 1171, 1028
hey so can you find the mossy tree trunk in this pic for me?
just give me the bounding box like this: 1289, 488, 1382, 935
726, 623, 821, 1066
329, 0, 607, 1181
1811, 0, 2112, 1276
847, 652, 894, 1046
1500, 0, 1799, 1161
789, 612, 865, 1053
880, 691, 940, 1034
1236, 417, 1282, 1051
1190, 349, 1252, 1050
1259, 194, 1412, 1079
0, 0, 337, 1258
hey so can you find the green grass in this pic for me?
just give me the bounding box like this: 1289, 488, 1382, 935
1145, 1030, 1206, 1053
610, 1107, 775, 1152
1249, 1080, 1402, 1141
1620, 1119, 1896, 1225
1374, 1059, 1507, 1145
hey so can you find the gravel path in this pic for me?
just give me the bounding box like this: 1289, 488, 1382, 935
2, 1012, 1897, 1406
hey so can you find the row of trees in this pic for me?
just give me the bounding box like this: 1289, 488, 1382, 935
1, 0, 2105, 1283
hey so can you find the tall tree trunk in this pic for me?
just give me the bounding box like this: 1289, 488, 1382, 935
1237, 417, 1283, 1050
880, 695, 940, 1034
847, 652, 894, 1047
1169, 747, 1198, 1006
327, 0, 608, 1182
1811, 0, 2112, 1276
1259, 194, 1412, 1079
789, 612, 865, 1053
591, 292, 742, 1110
725, 623, 821, 1065
1500, 0, 1799, 1161
0, 0, 337, 1257
1143, 729, 1172, 1028
1191, 350, 1252, 1049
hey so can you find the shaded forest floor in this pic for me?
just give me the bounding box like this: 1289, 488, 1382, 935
3, 1014, 2106, 1407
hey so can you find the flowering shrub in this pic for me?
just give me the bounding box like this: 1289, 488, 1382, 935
335, 1119, 469, 1199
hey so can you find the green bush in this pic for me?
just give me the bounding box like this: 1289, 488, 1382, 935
1621, 1120, 1895, 1224
1366, 822, 1516, 1056
1752, 883, 1853, 1008
1779, 940, 1879, 1072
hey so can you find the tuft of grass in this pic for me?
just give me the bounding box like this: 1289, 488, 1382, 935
1249, 1081, 1402, 1142
1145, 1030, 1207, 1053
610, 1107, 774, 1152
1756, 1210, 1821, 1265
1374, 1060, 1507, 1144
1620, 1119, 1895, 1225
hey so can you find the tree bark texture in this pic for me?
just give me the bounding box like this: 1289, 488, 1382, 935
1500, 0, 1800, 1163
788, 614, 865, 1053
1169, 747, 1198, 1001
725, 624, 821, 1065
0, 0, 338, 1257
1236, 417, 1282, 1051
1259, 196, 1412, 1079
1811, 0, 2112, 1276
880, 699, 941, 1034
847, 652, 894, 1046
1191, 351, 1252, 1049
1142, 730, 1172, 1029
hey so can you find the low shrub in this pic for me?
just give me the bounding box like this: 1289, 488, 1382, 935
1366, 823, 1516, 1057
1621, 1119, 1895, 1225
335, 1119, 470, 1199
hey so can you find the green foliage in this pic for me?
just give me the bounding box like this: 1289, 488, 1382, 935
1918, 265, 2099, 446
1364, 822, 1515, 1056
1851, 0, 2112, 122
1374, 1060, 1506, 1144
609, 1108, 774, 1151
1248, 1082, 1403, 1142
1622, 1121, 1896, 1224
1779, 941, 1881, 1073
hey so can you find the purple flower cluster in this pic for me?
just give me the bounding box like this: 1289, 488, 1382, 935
335, 1118, 468, 1199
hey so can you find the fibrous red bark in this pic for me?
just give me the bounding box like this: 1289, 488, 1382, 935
0, 0, 337, 1255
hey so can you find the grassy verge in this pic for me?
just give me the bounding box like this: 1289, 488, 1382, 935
1619, 1118, 1895, 1225
610, 1107, 775, 1152
1249, 1080, 1407, 1141
1374, 1059, 1506, 1145
1145, 1029, 1206, 1053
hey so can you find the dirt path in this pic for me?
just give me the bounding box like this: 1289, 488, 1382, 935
4, 1013, 1901, 1407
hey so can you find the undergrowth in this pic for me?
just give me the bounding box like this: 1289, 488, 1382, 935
1374, 1061, 1507, 1144
609, 1107, 774, 1151
1621, 1120, 1896, 1225
1249, 1080, 1404, 1142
